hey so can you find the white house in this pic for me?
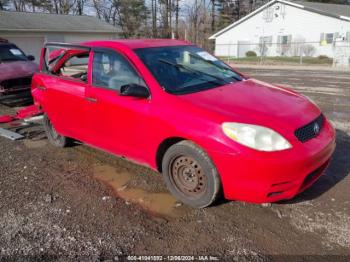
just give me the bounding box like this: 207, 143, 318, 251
209, 0, 350, 64
0, 11, 121, 61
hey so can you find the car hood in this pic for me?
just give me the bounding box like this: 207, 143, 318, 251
0, 61, 38, 82
177, 78, 321, 138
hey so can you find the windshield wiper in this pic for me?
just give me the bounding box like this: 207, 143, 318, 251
188, 53, 242, 81
158, 59, 231, 85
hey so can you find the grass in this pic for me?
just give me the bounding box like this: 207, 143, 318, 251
219, 56, 333, 65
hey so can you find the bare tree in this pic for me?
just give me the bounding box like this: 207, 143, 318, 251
151, 0, 158, 37
74, 0, 86, 15
175, 0, 179, 38
1, 0, 274, 52
0, 0, 10, 10
13, 0, 27, 11
302, 44, 316, 57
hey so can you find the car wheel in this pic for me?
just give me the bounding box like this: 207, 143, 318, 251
43, 114, 71, 148
162, 140, 221, 208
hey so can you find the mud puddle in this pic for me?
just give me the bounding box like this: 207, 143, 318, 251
93, 164, 187, 218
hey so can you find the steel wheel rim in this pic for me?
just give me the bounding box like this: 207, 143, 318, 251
169, 156, 207, 198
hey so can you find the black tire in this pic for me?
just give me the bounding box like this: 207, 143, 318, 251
43, 114, 72, 148
162, 140, 221, 208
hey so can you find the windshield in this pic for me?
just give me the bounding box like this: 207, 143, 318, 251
0, 44, 28, 63
134, 45, 242, 94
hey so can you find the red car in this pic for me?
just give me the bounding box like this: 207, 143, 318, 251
31, 40, 336, 208
0, 38, 38, 97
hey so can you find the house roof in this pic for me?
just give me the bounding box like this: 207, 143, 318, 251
0, 10, 121, 34
295, 1, 350, 18
209, 0, 350, 39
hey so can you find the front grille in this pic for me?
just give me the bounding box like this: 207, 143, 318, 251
294, 114, 325, 143
0, 77, 32, 93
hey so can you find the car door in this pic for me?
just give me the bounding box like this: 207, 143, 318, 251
84, 48, 151, 163
39, 44, 91, 141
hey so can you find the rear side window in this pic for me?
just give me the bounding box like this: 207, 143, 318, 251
42, 45, 90, 82
92, 50, 145, 91
59, 55, 89, 79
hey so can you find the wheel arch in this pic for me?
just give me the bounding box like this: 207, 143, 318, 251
156, 137, 186, 172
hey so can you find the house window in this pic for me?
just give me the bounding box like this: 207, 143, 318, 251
346, 32, 350, 42
277, 35, 292, 56
281, 35, 291, 45
320, 33, 335, 44
326, 33, 334, 44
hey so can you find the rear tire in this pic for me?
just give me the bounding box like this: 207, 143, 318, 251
43, 114, 72, 148
162, 140, 221, 208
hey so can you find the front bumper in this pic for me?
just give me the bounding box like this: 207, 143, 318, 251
0, 76, 32, 96
0, 85, 31, 96
208, 118, 336, 203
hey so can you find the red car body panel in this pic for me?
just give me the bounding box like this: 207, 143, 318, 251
0, 104, 42, 123
31, 39, 336, 203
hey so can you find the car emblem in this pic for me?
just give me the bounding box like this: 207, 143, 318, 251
313, 123, 320, 134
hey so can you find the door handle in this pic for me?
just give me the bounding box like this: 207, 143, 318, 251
85, 97, 98, 103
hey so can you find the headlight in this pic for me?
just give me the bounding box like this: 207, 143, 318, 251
222, 123, 292, 152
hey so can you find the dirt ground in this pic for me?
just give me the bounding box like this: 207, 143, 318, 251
0, 68, 349, 261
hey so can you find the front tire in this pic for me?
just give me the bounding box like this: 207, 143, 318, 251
162, 141, 221, 208
43, 114, 72, 148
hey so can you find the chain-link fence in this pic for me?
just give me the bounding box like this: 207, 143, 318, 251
215, 40, 350, 68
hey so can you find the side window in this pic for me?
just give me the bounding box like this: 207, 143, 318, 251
59, 55, 89, 80
92, 51, 145, 91
43, 45, 90, 82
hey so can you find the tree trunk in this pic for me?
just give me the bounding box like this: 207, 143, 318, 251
175, 0, 179, 38
152, 0, 157, 38
168, 0, 172, 37
211, 0, 215, 32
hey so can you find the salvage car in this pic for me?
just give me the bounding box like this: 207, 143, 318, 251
31, 40, 336, 208
0, 38, 38, 97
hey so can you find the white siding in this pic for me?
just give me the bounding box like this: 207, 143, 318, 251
214, 2, 350, 58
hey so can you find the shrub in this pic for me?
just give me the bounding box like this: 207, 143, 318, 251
301, 44, 316, 57
318, 55, 329, 60
246, 51, 257, 57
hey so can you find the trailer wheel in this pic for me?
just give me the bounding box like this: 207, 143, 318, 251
43, 114, 72, 148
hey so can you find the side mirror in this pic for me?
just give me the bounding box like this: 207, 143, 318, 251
120, 84, 150, 98
27, 55, 35, 61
